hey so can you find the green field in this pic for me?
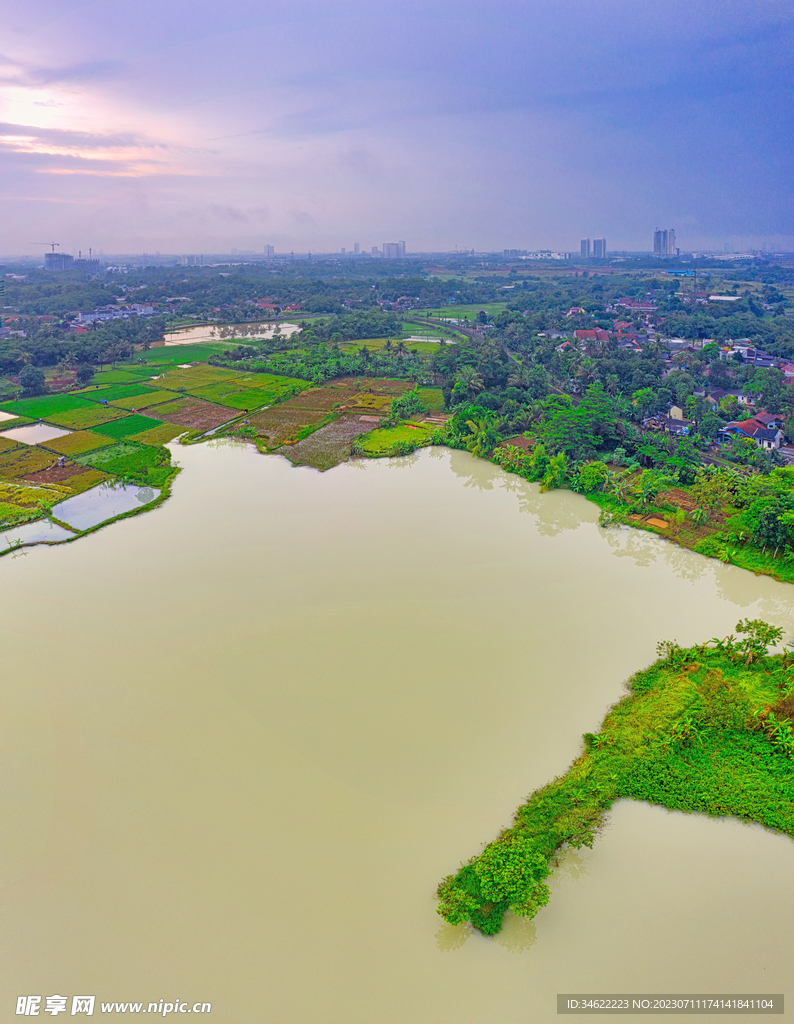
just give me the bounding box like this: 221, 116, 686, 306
141, 344, 231, 365
78, 383, 160, 403
417, 387, 446, 412
422, 302, 509, 320
110, 389, 180, 410
0, 394, 94, 418
128, 423, 185, 446
48, 405, 130, 430
153, 365, 241, 391
0, 435, 20, 454
91, 370, 155, 385
91, 414, 165, 439
77, 441, 171, 482
40, 431, 115, 456
356, 421, 436, 456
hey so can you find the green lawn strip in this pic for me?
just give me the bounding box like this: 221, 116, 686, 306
47, 405, 130, 430
437, 628, 794, 936
76, 440, 172, 484
355, 421, 436, 456
0, 394, 94, 418
91, 414, 165, 439
127, 423, 185, 446
39, 431, 115, 456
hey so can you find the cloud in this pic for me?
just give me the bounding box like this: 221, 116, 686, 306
1, 0, 793, 251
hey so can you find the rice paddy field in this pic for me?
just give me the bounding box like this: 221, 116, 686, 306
0, 350, 448, 543
355, 421, 437, 456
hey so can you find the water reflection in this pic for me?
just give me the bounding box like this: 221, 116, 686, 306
435, 921, 473, 952
493, 913, 538, 953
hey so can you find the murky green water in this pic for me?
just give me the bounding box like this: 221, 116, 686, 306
1, 443, 792, 1022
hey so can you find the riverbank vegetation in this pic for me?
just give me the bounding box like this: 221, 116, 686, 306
436, 620, 794, 935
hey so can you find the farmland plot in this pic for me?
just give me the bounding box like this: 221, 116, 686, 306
145, 398, 236, 431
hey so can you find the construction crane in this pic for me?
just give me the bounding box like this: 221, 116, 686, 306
31, 242, 60, 252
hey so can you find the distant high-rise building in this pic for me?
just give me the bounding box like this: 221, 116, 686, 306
653, 228, 676, 256
341, 247, 346, 254
353, 242, 360, 254
264, 245, 275, 258
580, 239, 591, 258
382, 241, 406, 258
371, 245, 380, 255
44, 252, 74, 271
593, 238, 607, 258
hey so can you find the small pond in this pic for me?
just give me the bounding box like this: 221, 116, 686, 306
54, 482, 160, 531
163, 321, 299, 345
0, 422, 72, 445
0, 410, 19, 422
1, 518, 76, 552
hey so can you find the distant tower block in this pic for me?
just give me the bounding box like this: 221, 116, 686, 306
264, 244, 274, 258
353, 242, 360, 254
653, 228, 676, 256
580, 239, 591, 258
593, 238, 607, 258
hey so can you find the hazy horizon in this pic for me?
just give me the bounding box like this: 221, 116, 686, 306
2, 0, 792, 256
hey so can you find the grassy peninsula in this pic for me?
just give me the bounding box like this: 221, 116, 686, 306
436, 620, 794, 935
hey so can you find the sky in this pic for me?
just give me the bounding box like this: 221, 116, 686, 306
1, 0, 793, 256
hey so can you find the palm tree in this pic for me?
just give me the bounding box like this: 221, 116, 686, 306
455, 365, 484, 394
383, 338, 394, 355
395, 341, 408, 357
508, 367, 532, 390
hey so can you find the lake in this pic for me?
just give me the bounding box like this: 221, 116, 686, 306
1, 443, 791, 1022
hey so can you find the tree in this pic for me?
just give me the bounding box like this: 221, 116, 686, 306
578, 460, 609, 493
455, 365, 484, 396
632, 387, 659, 420
75, 364, 95, 385
18, 364, 47, 396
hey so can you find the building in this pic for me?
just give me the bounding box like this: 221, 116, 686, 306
718, 412, 785, 450
263, 245, 274, 258
44, 252, 74, 271
592, 238, 607, 258
382, 241, 406, 258
73, 257, 100, 272
580, 239, 591, 258
653, 228, 676, 256
503, 249, 527, 258
353, 243, 360, 254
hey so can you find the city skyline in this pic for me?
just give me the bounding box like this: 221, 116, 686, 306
1, 0, 792, 256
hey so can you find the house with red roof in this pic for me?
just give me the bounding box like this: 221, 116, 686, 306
718, 411, 785, 449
